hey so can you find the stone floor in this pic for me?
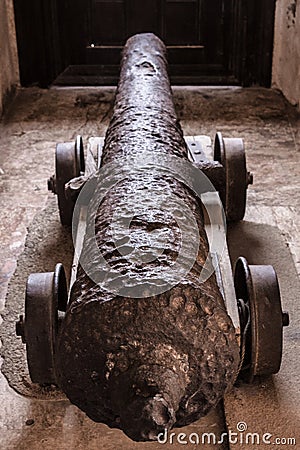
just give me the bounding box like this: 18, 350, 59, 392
0, 86, 299, 449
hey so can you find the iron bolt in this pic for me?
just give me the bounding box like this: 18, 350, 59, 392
16, 315, 26, 343
282, 311, 289, 327
247, 171, 254, 186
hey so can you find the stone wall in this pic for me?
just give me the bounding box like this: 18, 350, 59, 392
0, 0, 19, 117
272, 0, 300, 109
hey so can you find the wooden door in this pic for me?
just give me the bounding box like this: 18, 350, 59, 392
85, 0, 228, 83
14, 0, 276, 87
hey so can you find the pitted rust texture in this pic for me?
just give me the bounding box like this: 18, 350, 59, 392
57, 33, 240, 441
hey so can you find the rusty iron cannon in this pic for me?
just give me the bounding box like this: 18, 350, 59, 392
16, 34, 289, 441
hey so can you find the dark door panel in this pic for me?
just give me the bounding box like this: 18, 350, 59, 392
127, 0, 161, 37
91, 0, 126, 45
163, 0, 200, 45
14, 0, 276, 87
86, 0, 221, 69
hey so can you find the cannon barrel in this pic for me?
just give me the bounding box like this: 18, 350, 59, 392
56, 33, 240, 441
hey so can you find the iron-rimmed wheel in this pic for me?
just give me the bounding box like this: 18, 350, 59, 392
54, 136, 85, 226
18, 264, 68, 384
214, 132, 249, 222
234, 257, 288, 382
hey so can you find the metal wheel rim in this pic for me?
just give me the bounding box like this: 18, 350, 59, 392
24, 264, 67, 384
56, 140, 82, 226
223, 137, 247, 222
25, 271, 58, 384
234, 257, 283, 382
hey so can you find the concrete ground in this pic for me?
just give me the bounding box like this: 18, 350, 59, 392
0, 86, 299, 449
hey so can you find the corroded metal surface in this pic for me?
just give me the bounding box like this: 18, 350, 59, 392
56, 33, 240, 441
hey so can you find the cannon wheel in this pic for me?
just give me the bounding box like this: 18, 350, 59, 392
56, 136, 85, 226
234, 257, 286, 382
214, 132, 247, 222
23, 263, 68, 384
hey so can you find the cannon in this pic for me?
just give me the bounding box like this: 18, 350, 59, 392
16, 33, 289, 441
